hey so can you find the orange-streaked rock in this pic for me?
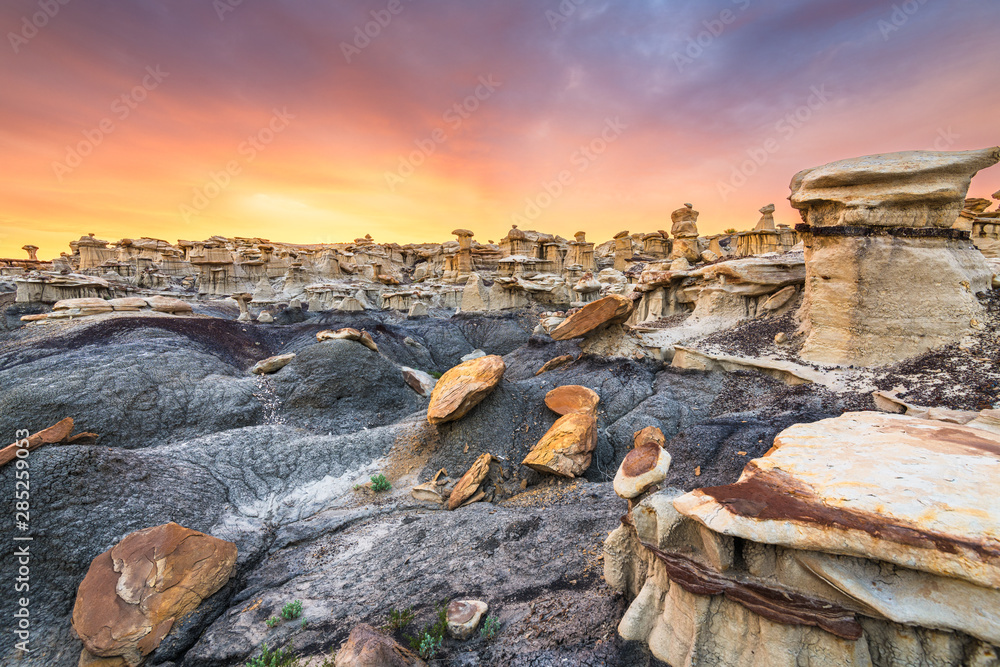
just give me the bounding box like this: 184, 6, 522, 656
521, 413, 597, 478
544, 385, 599, 416
427, 355, 505, 425
335, 624, 427, 667
448, 453, 494, 510
72, 523, 237, 666
317, 327, 378, 352
549, 294, 634, 340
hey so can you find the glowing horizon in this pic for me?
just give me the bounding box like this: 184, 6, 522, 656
2, 0, 999, 260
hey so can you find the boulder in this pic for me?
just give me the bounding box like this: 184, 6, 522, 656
549, 294, 634, 341
144, 296, 193, 313
400, 367, 436, 397
535, 354, 575, 376
613, 426, 671, 500
461, 349, 487, 362
251, 353, 295, 375
407, 301, 429, 318
544, 385, 600, 416
521, 413, 597, 478
426, 355, 505, 425
761, 285, 796, 311
109, 297, 149, 311
72, 523, 237, 666
317, 328, 378, 352
51, 297, 113, 317
335, 624, 427, 667
448, 453, 494, 510
256, 311, 273, 324
446, 600, 489, 640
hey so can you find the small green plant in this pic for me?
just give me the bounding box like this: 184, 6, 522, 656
406, 603, 448, 653
281, 600, 303, 621
418, 632, 443, 660
724, 228, 738, 234
383, 606, 415, 632
246, 642, 298, 667
370, 473, 392, 493
265, 616, 280, 628
480, 615, 500, 641
300, 618, 308, 629
429, 371, 443, 379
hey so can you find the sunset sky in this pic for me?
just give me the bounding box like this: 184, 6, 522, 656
2, 0, 999, 260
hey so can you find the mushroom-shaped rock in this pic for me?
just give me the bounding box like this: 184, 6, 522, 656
72, 523, 237, 667
614, 426, 671, 499
521, 413, 597, 478
426, 355, 505, 425
549, 294, 634, 340
448, 453, 494, 510
251, 353, 295, 375
317, 328, 378, 352
544, 385, 599, 416
447, 600, 489, 640
144, 295, 193, 313
335, 624, 427, 667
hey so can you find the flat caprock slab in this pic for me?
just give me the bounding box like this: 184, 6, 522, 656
675, 412, 1000, 589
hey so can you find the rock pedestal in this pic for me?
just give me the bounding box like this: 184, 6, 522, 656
790, 147, 1000, 366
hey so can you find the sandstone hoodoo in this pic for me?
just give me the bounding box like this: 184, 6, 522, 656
72, 523, 237, 666
613, 426, 671, 500
791, 147, 1000, 366
426, 354, 505, 425
549, 294, 634, 340
606, 411, 1000, 666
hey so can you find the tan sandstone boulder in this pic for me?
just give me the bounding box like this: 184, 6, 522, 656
544, 385, 599, 416
446, 600, 489, 640
426, 355, 505, 425
448, 453, 495, 510
549, 294, 634, 340
335, 624, 427, 667
251, 353, 295, 375
144, 296, 193, 313
72, 523, 237, 666
521, 413, 597, 478
317, 328, 378, 352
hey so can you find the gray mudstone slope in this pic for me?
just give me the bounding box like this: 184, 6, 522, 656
0, 313, 848, 666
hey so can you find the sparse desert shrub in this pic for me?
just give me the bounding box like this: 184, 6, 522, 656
281, 600, 303, 621
265, 616, 280, 628
371, 473, 391, 492
724, 228, 737, 234
383, 606, 415, 632
429, 370, 443, 379
418, 633, 443, 659
246, 642, 299, 667
480, 615, 500, 641
406, 603, 449, 654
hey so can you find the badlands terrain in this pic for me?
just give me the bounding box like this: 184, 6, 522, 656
2, 147, 1000, 667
